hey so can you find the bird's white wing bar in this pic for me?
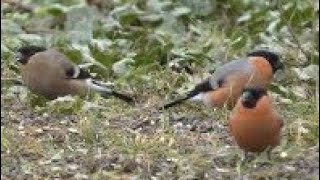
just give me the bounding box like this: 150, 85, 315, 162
190, 93, 204, 101
85, 79, 112, 93
72, 65, 81, 79
78, 62, 94, 69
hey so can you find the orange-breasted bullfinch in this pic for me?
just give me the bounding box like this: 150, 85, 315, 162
162, 50, 284, 109
15, 46, 134, 103
229, 88, 283, 159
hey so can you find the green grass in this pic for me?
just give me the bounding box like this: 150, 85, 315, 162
1, 67, 318, 179
1, 0, 319, 179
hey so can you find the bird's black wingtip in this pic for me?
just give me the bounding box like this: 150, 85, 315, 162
160, 96, 191, 110
162, 101, 178, 109
111, 91, 135, 104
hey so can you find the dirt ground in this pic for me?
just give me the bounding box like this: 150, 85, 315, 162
1, 86, 319, 179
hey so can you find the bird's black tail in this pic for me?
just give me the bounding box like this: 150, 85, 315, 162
162, 90, 199, 109
99, 90, 134, 103
162, 78, 212, 109
110, 91, 134, 103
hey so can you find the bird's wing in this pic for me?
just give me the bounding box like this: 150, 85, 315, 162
190, 60, 252, 94
45, 49, 93, 80
162, 59, 253, 109
65, 66, 92, 80
209, 59, 252, 89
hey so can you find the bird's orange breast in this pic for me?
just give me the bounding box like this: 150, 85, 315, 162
229, 96, 282, 152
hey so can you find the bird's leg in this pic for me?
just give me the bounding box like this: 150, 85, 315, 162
266, 147, 272, 160
241, 151, 249, 163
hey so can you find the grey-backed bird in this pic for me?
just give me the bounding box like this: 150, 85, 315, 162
163, 50, 284, 109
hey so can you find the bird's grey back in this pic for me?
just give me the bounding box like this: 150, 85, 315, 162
209, 59, 252, 89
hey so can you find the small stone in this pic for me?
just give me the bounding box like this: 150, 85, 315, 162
280, 151, 288, 158
68, 128, 79, 134
35, 128, 44, 134
67, 164, 79, 171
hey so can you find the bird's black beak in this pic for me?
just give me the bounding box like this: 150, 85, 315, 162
241, 91, 258, 108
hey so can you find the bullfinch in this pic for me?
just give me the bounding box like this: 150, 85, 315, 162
15, 46, 133, 103
229, 88, 283, 159
162, 50, 284, 109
